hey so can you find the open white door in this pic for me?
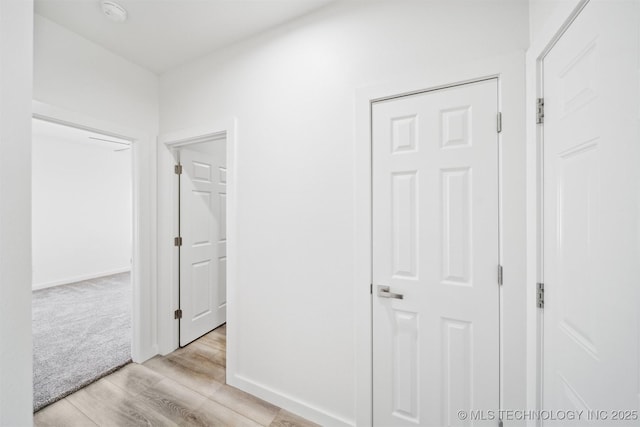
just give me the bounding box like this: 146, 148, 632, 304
542, 1, 640, 423
179, 141, 227, 346
372, 79, 500, 426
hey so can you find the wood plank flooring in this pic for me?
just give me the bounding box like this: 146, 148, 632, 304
34, 325, 319, 427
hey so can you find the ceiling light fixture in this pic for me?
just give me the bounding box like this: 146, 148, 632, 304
101, 0, 127, 23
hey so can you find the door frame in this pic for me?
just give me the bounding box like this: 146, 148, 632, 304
157, 117, 237, 379
355, 54, 527, 426
32, 100, 157, 363
524, 1, 591, 422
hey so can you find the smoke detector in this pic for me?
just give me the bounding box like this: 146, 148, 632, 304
101, 1, 127, 23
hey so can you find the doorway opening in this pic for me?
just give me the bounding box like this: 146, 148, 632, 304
158, 119, 236, 382
31, 117, 134, 411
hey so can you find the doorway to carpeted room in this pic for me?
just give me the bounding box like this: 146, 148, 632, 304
31, 119, 133, 411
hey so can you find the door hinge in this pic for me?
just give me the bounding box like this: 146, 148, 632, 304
537, 282, 545, 308
497, 112, 502, 133
174, 309, 182, 319
174, 164, 183, 175
498, 264, 503, 286
370, 283, 373, 294
499, 419, 504, 427
536, 98, 544, 124
174, 236, 183, 247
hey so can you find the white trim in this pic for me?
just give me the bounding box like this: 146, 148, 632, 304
32, 267, 131, 290
33, 101, 141, 142
232, 374, 354, 427
159, 128, 226, 148
536, 1, 590, 62
32, 100, 158, 363
157, 117, 237, 360
524, 2, 590, 424
355, 51, 527, 426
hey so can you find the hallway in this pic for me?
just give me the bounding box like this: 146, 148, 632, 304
34, 325, 318, 426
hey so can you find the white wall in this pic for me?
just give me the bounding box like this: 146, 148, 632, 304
160, 1, 529, 425
0, 0, 33, 425
32, 133, 131, 289
34, 14, 160, 361
34, 15, 158, 132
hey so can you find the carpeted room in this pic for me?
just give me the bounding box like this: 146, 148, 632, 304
31, 118, 133, 411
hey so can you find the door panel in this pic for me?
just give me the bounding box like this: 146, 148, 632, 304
542, 0, 640, 423
179, 141, 227, 346
373, 79, 499, 426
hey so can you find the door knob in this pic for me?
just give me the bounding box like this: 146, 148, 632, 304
377, 285, 404, 299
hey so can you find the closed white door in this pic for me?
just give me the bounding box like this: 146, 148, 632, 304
179, 141, 227, 346
372, 79, 500, 426
542, 1, 640, 423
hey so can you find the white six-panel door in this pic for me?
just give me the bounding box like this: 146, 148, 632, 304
372, 79, 500, 426
542, 1, 639, 423
179, 141, 227, 346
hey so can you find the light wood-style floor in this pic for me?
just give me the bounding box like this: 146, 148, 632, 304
34, 324, 319, 427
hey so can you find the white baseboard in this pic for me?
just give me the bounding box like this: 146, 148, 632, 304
32, 267, 132, 290
229, 373, 354, 427
132, 343, 158, 364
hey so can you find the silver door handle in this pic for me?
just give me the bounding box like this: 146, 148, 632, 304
377, 285, 404, 300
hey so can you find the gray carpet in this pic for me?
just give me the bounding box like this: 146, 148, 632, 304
32, 272, 132, 412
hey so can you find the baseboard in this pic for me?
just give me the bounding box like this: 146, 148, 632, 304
132, 344, 158, 364
32, 267, 132, 290
229, 373, 354, 427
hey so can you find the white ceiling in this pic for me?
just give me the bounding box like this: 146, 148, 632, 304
34, 0, 334, 74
